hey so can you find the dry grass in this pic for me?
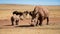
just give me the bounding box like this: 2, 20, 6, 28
0, 4, 60, 34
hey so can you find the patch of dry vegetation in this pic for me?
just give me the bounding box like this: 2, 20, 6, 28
0, 4, 60, 34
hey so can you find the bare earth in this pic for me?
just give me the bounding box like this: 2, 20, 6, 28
0, 4, 60, 34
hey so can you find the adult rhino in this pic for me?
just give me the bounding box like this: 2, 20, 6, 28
29, 6, 49, 26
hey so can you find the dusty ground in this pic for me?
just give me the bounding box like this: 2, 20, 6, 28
0, 4, 60, 34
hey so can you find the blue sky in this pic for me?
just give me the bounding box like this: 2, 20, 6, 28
0, 0, 60, 5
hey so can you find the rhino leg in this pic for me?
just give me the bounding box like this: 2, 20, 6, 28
36, 20, 39, 26
11, 16, 14, 26
39, 17, 44, 26
46, 17, 49, 25
16, 20, 19, 25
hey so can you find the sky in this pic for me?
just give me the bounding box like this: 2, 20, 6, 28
0, 0, 60, 5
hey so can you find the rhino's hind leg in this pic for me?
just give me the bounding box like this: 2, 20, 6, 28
46, 17, 49, 25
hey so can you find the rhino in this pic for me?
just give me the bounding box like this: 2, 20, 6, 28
29, 6, 49, 26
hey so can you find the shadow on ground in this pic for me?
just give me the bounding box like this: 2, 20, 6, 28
4, 24, 34, 27
16, 25, 34, 27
